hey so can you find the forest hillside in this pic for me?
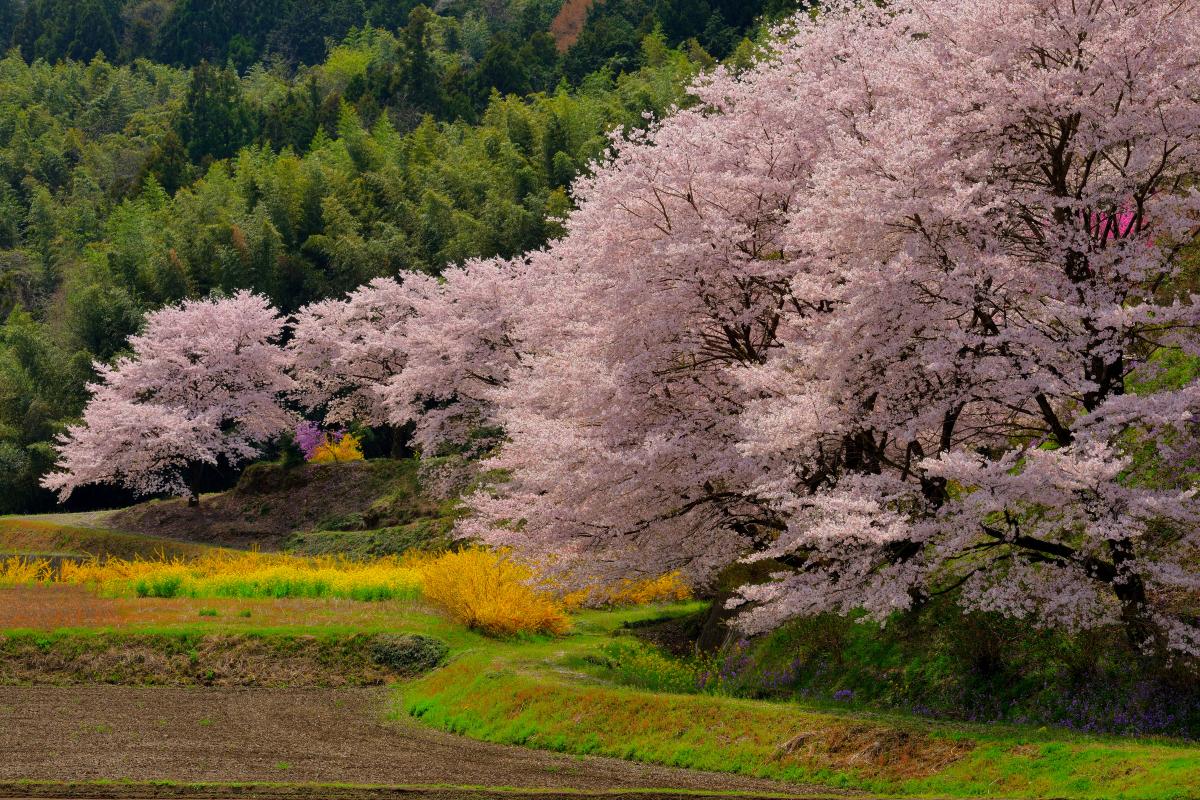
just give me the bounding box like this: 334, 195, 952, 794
0, 0, 800, 514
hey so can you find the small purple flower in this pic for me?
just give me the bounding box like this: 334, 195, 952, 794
295, 422, 324, 460
295, 422, 347, 461
834, 689, 854, 702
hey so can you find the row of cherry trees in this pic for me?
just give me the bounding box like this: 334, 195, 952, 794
47, 0, 1200, 654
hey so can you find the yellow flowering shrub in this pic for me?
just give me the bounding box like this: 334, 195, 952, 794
600, 572, 692, 607
555, 571, 692, 610
0, 556, 53, 584
310, 432, 365, 464
20, 551, 421, 601
412, 547, 570, 637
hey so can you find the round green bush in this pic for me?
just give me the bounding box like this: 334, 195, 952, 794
370, 634, 449, 676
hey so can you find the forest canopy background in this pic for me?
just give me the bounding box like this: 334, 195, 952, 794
0, 0, 800, 514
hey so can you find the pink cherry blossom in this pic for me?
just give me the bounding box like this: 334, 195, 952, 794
449, 0, 1200, 653
43, 292, 295, 503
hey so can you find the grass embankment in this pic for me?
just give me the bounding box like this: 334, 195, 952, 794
0, 516, 208, 560
402, 605, 1200, 800
110, 458, 462, 552
0, 586, 438, 631
0, 628, 447, 686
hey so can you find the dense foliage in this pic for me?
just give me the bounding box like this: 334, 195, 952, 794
34, 0, 1200, 659
0, 1, 775, 513
247, 0, 1200, 655
1, 0, 796, 75
601, 602, 1200, 738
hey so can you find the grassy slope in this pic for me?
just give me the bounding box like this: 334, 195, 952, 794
3, 458, 458, 561
5, 584, 1199, 798
0, 516, 211, 559
0, 628, 446, 686
401, 605, 1200, 800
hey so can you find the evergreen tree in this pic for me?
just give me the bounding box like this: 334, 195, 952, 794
0, 0, 19, 50
472, 35, 530, 104
398, 5, 441, 114
139, 129, 191, 196
177, 61, 256, 165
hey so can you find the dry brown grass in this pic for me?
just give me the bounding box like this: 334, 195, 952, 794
0, 518, 207, 559
780, 724, 975, 780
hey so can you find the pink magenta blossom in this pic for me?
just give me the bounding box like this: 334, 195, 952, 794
44, 0, 1200, 653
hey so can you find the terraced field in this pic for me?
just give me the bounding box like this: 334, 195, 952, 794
4, 516, 1200, 800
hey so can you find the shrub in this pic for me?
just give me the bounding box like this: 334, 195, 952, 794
311, 432, 365, 464
554, 570, 693, 610
315, 512, 367, 532
370, 633, 449, 675
583, 572, 692, 608
594, 639, 702, 693
414, 547, 570, 637
0, 556, 52, 585
235, 462, 310, 495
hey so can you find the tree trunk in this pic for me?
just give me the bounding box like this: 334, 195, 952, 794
1108, 539, 1163, 654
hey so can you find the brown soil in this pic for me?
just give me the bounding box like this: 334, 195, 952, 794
775, 725, 973, 780
109, 462, 401, 550
0, 687, 821, 797
550, 0, 601, 51
0, 790, 842, 800
0, 586, 428, 631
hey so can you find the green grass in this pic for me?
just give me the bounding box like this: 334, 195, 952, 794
0, 516, 210, 560
400, 604, 1200, 800
8, 540, 1200, 799
127, 572, 423, 603
284, 520, 454, 559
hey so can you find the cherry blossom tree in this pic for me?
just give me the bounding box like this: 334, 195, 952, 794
728, 0, 1200, 655
288, 276, 428, 426
456, 38, 827, 585
288, 263, 522, 455
48, 0, 1200, 654
377, 258, 525, 454
43, 292, 295, 504
456, 0, 1200, 653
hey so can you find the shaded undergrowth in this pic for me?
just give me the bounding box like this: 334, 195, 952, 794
599, 602, 1200, 740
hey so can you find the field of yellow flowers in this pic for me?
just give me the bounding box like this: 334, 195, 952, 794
0, 547, 689, 637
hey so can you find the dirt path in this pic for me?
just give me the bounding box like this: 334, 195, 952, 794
0, 687, 827, 797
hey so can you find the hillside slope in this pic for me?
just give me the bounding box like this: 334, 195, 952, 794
108, 460, 456, 552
